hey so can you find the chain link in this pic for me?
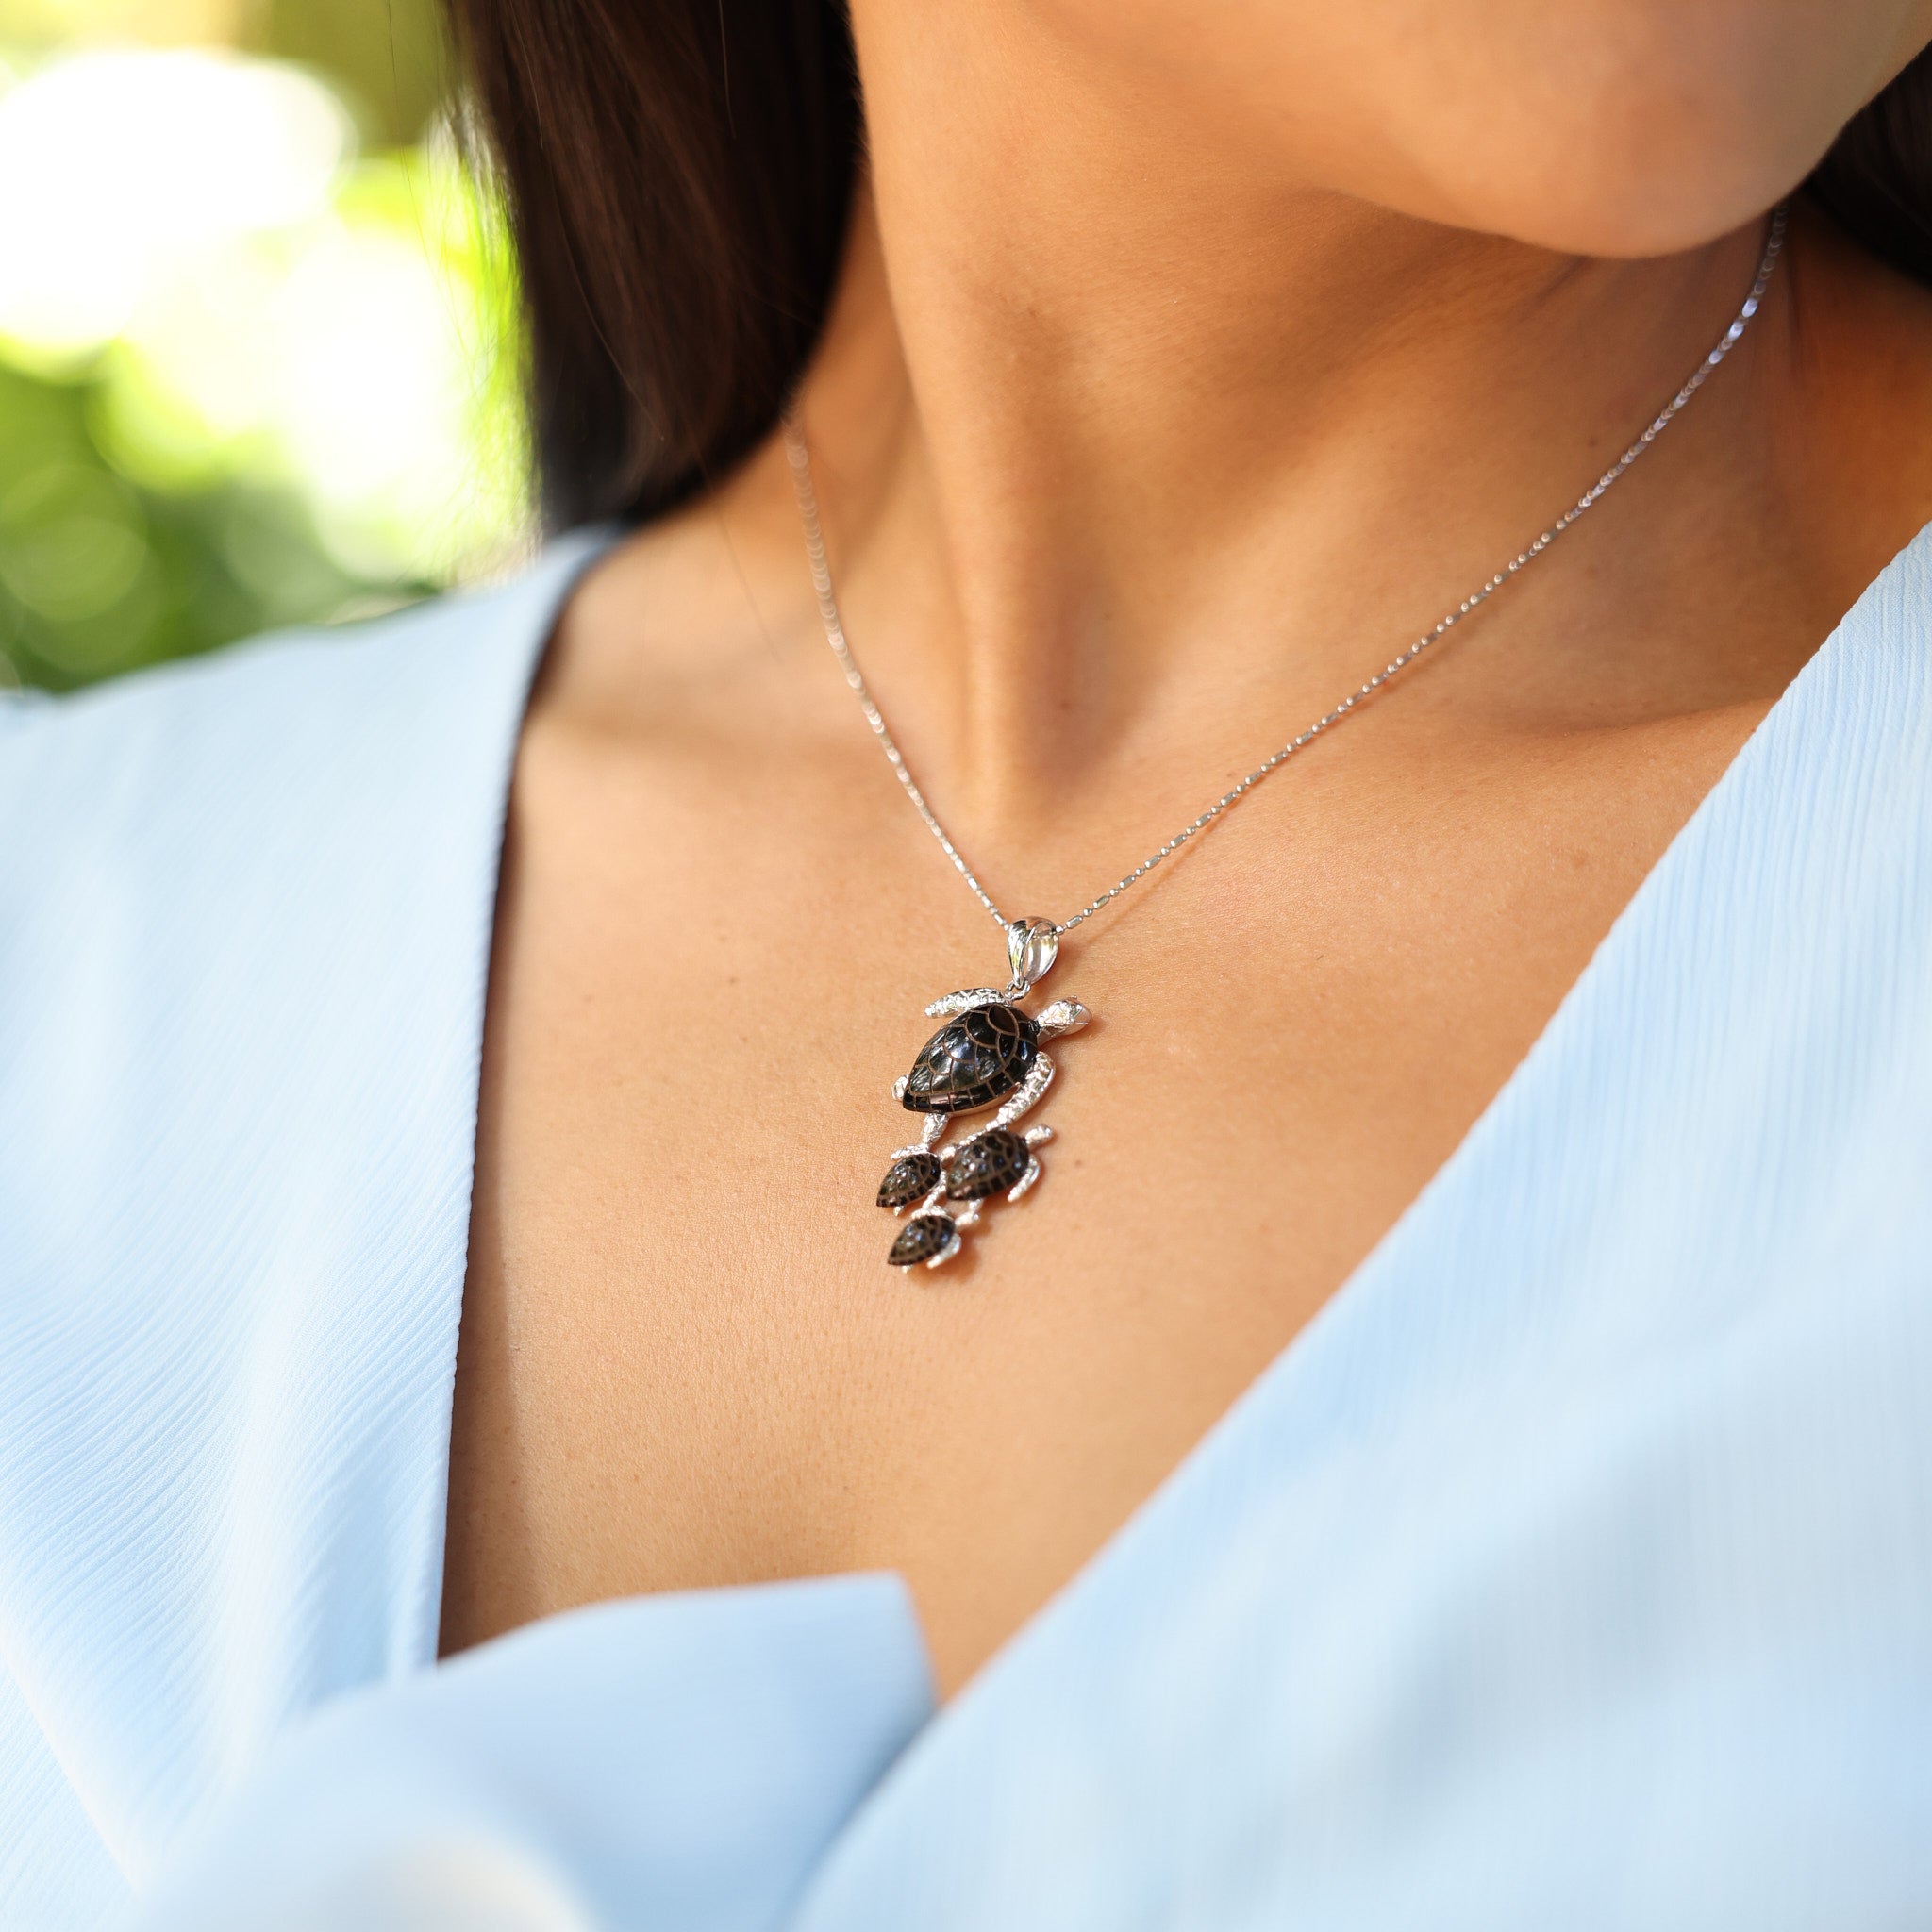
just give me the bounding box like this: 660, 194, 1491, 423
785, 206, 1786, 939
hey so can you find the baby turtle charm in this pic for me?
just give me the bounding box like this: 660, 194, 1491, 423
875, 1150, 942, 1208
876, 917, 1090, 1271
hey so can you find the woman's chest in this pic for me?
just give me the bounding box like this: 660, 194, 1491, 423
438, 700, 1763, 1689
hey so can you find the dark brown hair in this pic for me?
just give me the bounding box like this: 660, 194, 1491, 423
441, 3, 1932, 533
445, 0, 859, 530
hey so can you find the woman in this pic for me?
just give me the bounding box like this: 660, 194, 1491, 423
4, 0, 1931, 1924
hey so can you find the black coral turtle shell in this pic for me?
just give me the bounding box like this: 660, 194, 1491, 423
876, 1150, 942, 1208
944, 1127, 1031, 1201
888, 1213, 957, 1266
901, 1004, 1040, 1114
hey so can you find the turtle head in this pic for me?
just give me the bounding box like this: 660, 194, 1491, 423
1033, 998, 1090, 1040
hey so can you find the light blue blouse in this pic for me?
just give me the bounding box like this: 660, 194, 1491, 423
2, 523, 1930, 1929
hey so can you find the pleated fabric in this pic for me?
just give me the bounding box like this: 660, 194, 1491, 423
2, 523, 1930, 1930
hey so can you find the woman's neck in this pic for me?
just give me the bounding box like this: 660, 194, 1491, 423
788, 6, 1781, 841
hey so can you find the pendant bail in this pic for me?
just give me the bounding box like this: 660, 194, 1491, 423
1005, 917, 1059, 995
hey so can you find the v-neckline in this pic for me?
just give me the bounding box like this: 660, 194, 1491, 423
446, 514, 1929, 1737
772, 511, 1932, 1873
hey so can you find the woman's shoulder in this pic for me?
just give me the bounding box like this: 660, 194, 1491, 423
0, 531, 612, 1126
0, 532, 609, 832
0, 534, 611, 1186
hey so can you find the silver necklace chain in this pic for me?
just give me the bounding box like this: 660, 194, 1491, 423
784, 206, 1786, 941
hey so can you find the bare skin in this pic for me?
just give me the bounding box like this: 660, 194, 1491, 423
441, 0, 1932, 1696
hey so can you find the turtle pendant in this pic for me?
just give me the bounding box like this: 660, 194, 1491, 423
874, 917, 1090, 1271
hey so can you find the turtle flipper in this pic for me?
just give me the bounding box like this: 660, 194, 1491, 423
923, 987, 1009, 1019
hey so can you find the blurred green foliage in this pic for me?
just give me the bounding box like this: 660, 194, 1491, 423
262, 0, 448, 144
0, 359, 420, 690
0, 0, 528, 692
